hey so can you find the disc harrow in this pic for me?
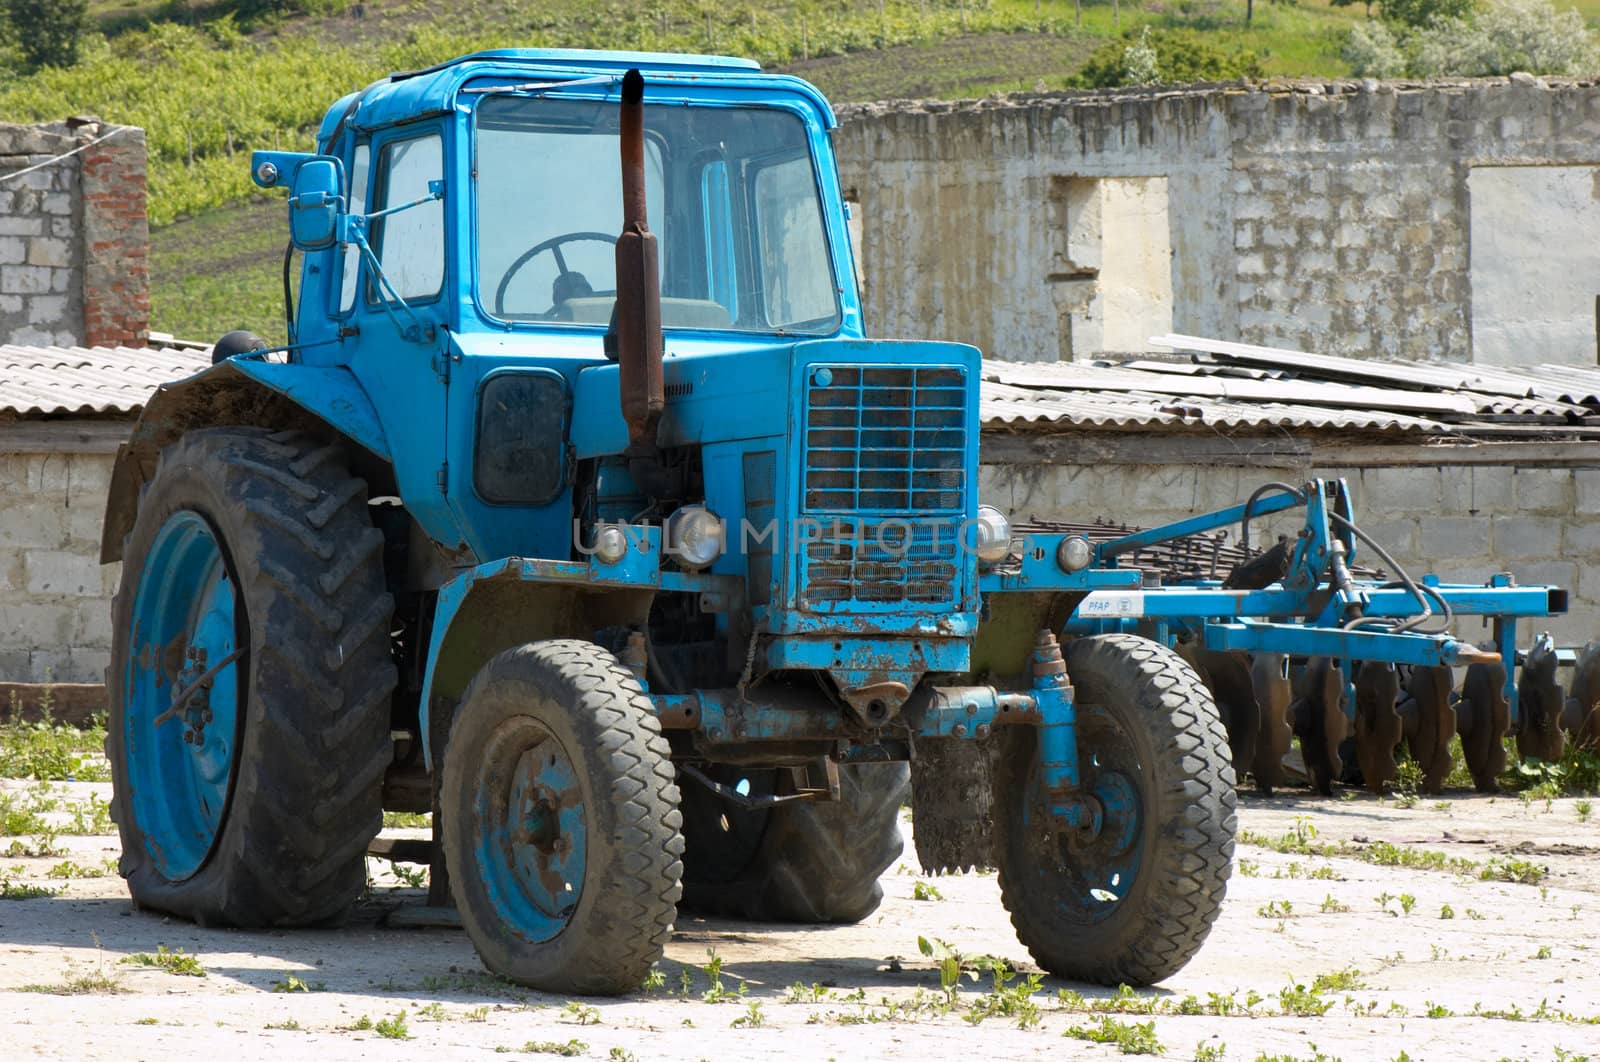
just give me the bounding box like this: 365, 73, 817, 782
1041, 478, 1576, 797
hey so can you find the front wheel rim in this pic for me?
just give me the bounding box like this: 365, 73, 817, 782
1018, 705, 1146, 923
474, 717, 588, 944
124, 510, 244, 881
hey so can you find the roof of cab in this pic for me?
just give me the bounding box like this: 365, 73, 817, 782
317, 48, 834, 145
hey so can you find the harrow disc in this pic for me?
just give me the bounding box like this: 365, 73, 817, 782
1400, 665, 1456, 793
1293, 657, 1348, 796
1564, 641, 1600, 752
1516, 635, 1566, 764
1353, 662, 1403, 794
1250, 654, 1294, 795
1177, 645, 1260, 782
1458, 658, 1510, 792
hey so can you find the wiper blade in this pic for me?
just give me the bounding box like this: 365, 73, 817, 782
462, 74, 617, 96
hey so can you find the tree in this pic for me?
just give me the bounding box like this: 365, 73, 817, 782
1378, 0, 1475, 28
3, 0, 89, 68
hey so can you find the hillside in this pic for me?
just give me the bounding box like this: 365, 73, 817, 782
0, 0, 1590, 341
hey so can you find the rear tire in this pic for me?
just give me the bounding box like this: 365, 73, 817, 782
108, 428, 395, 926
679, 761, 908, 923
993, 634, 1235, 986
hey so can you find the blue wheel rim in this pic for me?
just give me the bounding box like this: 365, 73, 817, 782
1020, 704, 1144, 922
124, 510, 244, 881
475, 718, 587, 945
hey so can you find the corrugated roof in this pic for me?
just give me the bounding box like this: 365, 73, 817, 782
0, 344, 209, 416
7, 336, 1600, 441
979, 334, 1600, 438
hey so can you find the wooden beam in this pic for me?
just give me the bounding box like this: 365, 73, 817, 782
981, 431, 1312, 468
0, 421, 131, 455
0, 683, 106, 727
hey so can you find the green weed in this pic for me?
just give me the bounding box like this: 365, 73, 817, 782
373, 1010, 410, 1040
564, 1001, 601, 1025
271, 974, 326, 992
121, 946, 205, 977
911, 879, 944, 901
1064, 1015, 1163, 1054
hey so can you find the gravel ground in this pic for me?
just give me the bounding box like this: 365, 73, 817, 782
1, 779, 1597, 1062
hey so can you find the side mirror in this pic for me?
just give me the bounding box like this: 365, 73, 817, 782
287, 158, 344, 252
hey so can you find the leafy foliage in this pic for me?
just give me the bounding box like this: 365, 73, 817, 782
1377, 0, 1474, 28
1073, 26, 1263, 88
1345, 0, 1597, 78
2, 0, 89, 68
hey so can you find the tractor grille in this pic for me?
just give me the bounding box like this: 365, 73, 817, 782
799, 365, 968, 610
803, 518, 960, 605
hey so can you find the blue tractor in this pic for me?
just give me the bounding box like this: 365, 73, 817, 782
100, 49, 1560, 995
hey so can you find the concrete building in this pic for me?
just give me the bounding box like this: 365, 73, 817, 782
835, 77, 1600, 367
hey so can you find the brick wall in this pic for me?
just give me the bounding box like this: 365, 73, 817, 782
0, 120, 149, 348
0, 447, 117, 683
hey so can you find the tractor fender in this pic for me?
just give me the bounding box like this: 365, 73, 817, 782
416, 559, 656, 769
101, 359, 390, 563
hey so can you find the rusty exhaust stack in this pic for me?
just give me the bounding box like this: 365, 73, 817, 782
615, 68, 665, 456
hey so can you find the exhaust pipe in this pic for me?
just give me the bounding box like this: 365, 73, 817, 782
614, 69, 669, 492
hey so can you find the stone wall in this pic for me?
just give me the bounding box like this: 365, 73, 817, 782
979, 435, 1597, 648
0, 120, 150, 348
0, 443, 117, 684
835, 78, 1600, 365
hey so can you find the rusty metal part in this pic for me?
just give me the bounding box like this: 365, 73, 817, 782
1352, 661, 1402, 794
1564, 641, 1600, 751
1250, 653, 1293, 794
614, 68, 664, 451
1400, 664, 1456, 794
151, 645, 247, 733
1292, 656, 1348, 796
838, 679, 912, 728
1458, 657, 1510, 792
909, 736, 996, 874
1177, 644, 1259, 782
1516, 635, 1567, 764
620, 631, 648, 687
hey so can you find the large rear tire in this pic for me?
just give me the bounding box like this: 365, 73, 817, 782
679, 761, 908, 923
108, 428, 395, 926
993, 634, 1235, 986
440, 641, 684, 995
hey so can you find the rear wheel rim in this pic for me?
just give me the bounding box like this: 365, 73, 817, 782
124, 510, 244, 881
475, 717, 588, 944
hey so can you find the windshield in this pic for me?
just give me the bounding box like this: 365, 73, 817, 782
474, 94, 840, 334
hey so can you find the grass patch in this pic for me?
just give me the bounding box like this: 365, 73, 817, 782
0, 714, 110, 783
498, 1042, 587, 1057
1239, 817, 1546, 884
0, 874, 61, 899
1064, 1015, 1163, 1054
121, 946, 206, 977
19, 970, 123, 994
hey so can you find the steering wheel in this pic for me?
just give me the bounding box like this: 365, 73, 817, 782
493, 231, 619, 318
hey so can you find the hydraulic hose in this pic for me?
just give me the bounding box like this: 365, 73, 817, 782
1328, 511, 1453, 636
1239, 481, 1307, 552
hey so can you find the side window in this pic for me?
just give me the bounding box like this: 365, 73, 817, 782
338, 142, 370, 313
753, 155, 837, 329
372, 134, 444, 302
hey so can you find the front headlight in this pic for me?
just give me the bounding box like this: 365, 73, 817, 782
1056, 534, 1093, 572
665, 505, 725, 570
591, 524, 630, 565
974, 505, 1013, 566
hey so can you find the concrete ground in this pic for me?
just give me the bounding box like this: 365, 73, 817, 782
1, 780, 1597, 1061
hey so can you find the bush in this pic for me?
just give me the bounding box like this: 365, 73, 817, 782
1347, 0, 1598, 78
3, 0, 89, 68
1410, 0, 1596, 76
1343, 18, 1406, 77
1073, 28, 1264, 88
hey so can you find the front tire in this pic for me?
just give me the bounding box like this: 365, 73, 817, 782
441, 641, 684, 995
993, 634, 1236, 986
108, 428, 395, 926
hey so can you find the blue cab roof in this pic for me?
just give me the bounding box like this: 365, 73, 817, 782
317, 48, 833, 146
